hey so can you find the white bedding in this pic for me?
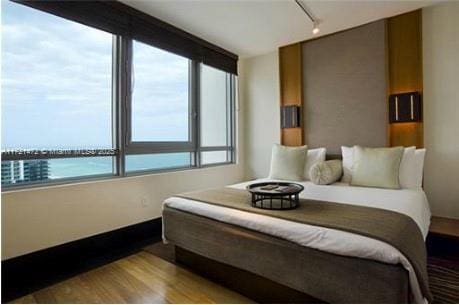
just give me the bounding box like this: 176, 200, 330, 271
163, 179, 431, 303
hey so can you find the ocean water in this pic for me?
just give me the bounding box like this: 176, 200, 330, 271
47, 153, 191, 179
48, 157, 113, 179
1, 154, 186, 186
2, 151, 230, 185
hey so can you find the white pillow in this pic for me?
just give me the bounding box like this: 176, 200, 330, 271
399, 146, 416, 188
341, 145, 420, 188
304, 148, 326, 180
350, 146, 404, 189
411, 149, 426, 188
341, 146, 353, 183
268, 144, 308, 181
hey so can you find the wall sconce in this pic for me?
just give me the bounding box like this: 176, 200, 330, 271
281, 105, 301, 128
389, 92, 422, 123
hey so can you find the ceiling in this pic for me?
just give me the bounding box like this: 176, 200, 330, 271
121, 0, 440, 58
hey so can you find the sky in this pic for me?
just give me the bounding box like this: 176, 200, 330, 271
1, 0, 189, 150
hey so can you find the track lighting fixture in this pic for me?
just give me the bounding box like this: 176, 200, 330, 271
295, 0, 321, 35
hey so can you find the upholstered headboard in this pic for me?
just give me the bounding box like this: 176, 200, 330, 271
326, 154, 342, 161
302, 20, 387, 154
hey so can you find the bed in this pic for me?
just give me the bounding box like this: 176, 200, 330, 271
162, 179, 432, 303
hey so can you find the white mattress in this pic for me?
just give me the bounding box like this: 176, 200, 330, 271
163, 179, 431, 303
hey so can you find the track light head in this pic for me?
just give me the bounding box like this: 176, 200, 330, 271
312, 22, 320, 35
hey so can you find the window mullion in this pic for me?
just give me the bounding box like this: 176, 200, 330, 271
116, 36, 131, 177
112, 36, 121, 176
194, 60, 201, 168
231, 75, 237, 163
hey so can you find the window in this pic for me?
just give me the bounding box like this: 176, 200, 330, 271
201, 151, 230, 165
1, 0, 116, 186
199, 64, 234, 165
200, 64, 230, 147
1, 1, 236, 189
124, 44, 235, 173
131, 41, 190, 142
1, 1, 113, 150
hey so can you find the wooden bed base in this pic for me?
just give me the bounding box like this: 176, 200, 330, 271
164, 206, 410, 303
175, 246, 323, 304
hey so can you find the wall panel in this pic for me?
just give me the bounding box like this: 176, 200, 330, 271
302, 21, 387, 154
387, 10, 423, 147
279, 43, 303, 146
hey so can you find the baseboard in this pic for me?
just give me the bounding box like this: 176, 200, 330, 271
2, 218, 162, 303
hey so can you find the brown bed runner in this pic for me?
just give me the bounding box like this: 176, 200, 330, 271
176, 187, 432, 301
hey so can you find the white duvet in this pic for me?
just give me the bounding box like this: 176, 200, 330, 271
163, 179, 431, 303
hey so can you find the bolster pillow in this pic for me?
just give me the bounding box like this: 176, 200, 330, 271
309, 160, 343, 185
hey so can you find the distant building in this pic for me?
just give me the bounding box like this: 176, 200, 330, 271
1, 160, 49, 185
1, 161, 23, 185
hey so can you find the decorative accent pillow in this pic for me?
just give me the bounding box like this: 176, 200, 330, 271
309, 160, 343, 185
341, 146, 354, 183
304, 148, 326, 180
350, 146, 404, 189
268, 144, 308, 181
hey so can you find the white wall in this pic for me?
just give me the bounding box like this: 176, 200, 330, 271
1, 83, 246, 260
239, 51, 280, 179
423, 2, 459, 219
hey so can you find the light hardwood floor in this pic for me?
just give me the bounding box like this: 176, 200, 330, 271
11, 251, 253, 304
